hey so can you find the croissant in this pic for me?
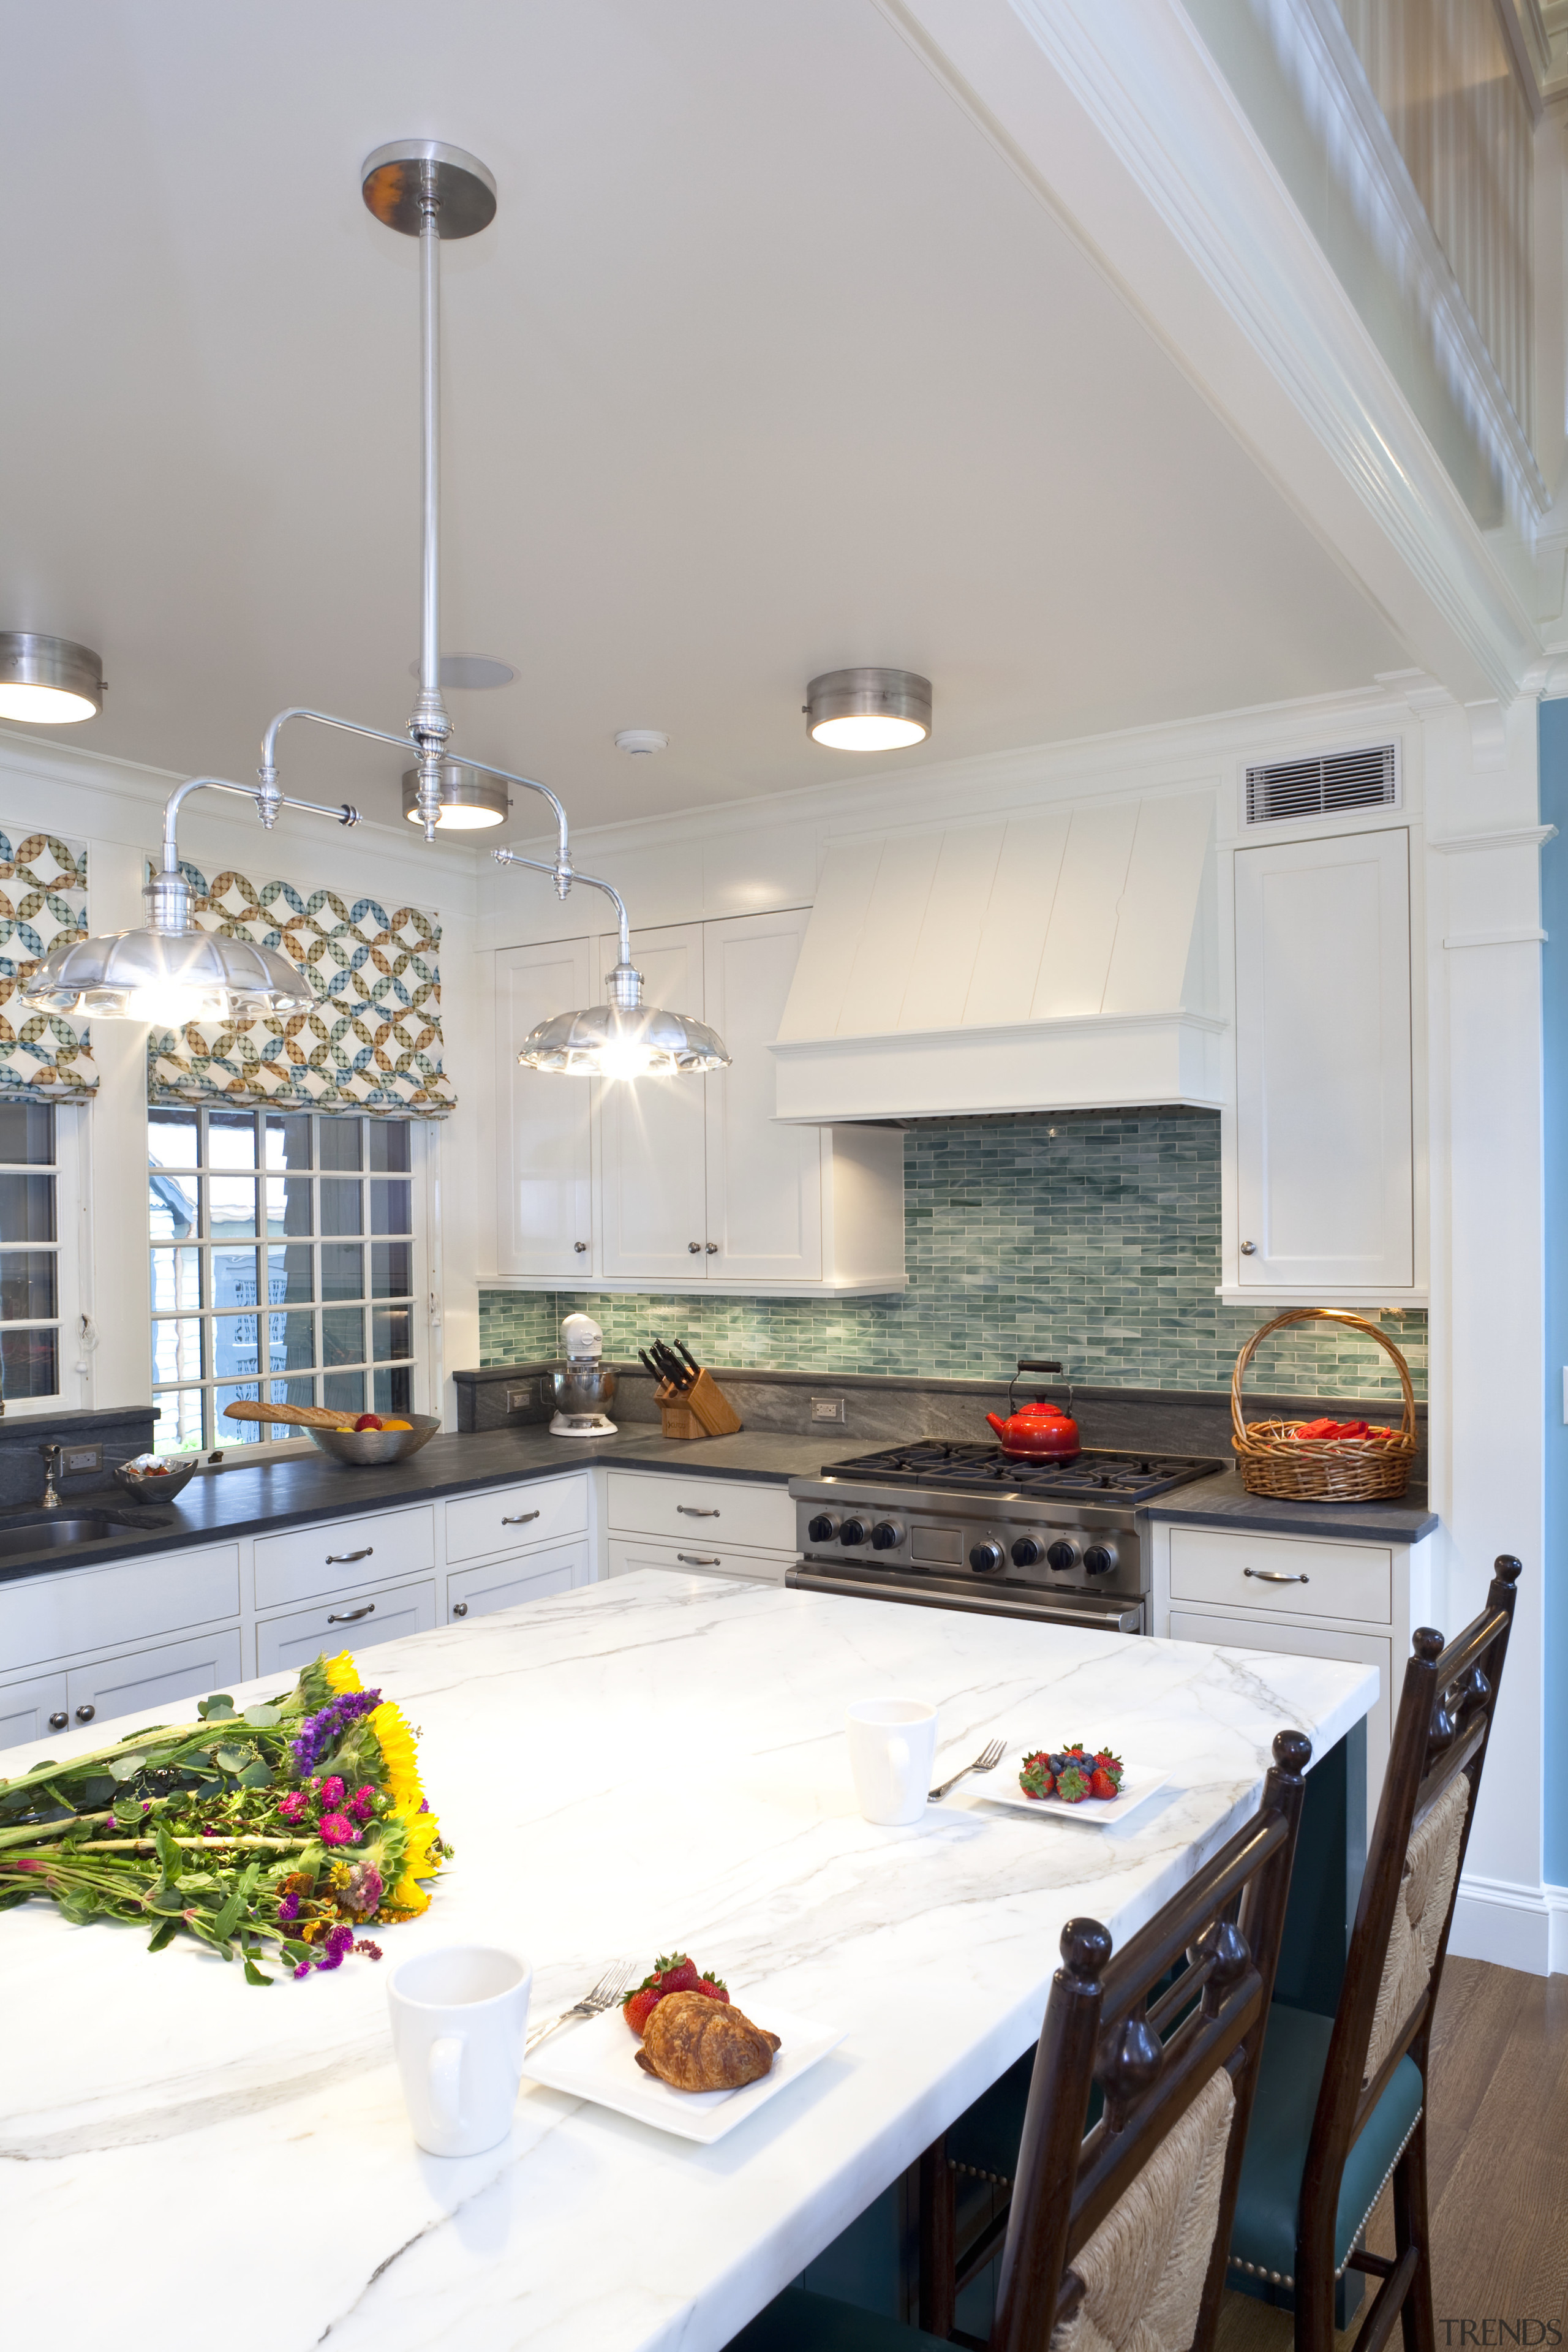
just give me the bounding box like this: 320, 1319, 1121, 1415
635, 1991, 780, 2091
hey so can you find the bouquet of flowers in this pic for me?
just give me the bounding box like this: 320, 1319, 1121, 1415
0, 1651, 447, 1986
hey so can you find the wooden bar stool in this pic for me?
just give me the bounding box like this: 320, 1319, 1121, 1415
727, 1727, 1313, 2352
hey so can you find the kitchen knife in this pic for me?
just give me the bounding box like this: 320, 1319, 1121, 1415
676, 1340, 702, 1378
652, 1342, 692, 1391
638, 1349, 664, 1384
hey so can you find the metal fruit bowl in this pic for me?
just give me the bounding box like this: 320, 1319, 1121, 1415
113, 1453, 201, 1503
305, 1412, 442, 1467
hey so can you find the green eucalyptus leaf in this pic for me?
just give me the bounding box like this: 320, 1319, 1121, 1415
198, 1695, 236, 1720
236, 1761, 273, 1790
108, 1754, 149, 1783
212, 1746, 252, 1774
243, 1705, 283, 1728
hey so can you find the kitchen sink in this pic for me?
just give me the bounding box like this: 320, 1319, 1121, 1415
0, 1513, 121, 1559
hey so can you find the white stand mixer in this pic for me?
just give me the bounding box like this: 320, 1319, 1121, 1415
549, 1312, 618, 1436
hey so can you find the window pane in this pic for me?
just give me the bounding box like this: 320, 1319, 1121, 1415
371, 1240, 413, 1299
319, 1178, 362, 1237
370, 1179, 412, 1236
208, 1110, 258, 1169
322, 1306, 365, 1367
148, 1109, 199, 1167
213, 1381, 266, 1445
322, 1369, 365, 1416
210, 1175, 258, 1238
369, 1121, 411, 1173
149, 1170, 199, 1238
154, 1385, 205, 1452
266, 1376, 315, 1436
0, 1325, 57, 1396
0, 1250, 57, 1321
265, 1114, 312, 1169
373, 1365, 413, 1417
264, 1242, 314, 1305
152, 1318, 204, 1384
372, 1303, 414, 1362
0, 1102, 55, 1165
0, 1172, 56, 1245
263, 1172, 312, 1237
266, 1308, 315, 1373
149, 1247, 201, 1314
320, 1243, 363, 1302
209, 1246, 260, 1311
318, 1118, 363, 1172
211, 1311, 263, 1383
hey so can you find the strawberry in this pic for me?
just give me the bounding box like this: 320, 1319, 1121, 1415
696, 1973, 729, 2004
1057, 1763, 1091, 1804
653, 1952, 701, 1996
1019, 1751, 1056, 1800
1088, 1768, 1120, 1800
622, 1984, 665, 2036
622, 1951, 726, 2035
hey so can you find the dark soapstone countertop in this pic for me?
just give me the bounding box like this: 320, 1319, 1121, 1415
1136, 1464, 1436, 1544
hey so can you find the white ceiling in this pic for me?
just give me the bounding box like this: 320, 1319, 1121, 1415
1, 0, 1409, 836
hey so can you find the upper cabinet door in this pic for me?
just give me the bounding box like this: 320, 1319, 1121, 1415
703, 909, 823, 1283
496, 939, 594, 1279
595, 924, 710, 1280
1235, 829, 1413, 1289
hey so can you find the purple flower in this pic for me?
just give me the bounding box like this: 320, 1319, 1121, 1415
315, 1923, 355, 1973
293, 1961, 312, 1980
277, 1891, 300, 1922
290, 1689, 382, 1776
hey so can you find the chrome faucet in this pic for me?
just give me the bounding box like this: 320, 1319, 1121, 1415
39, 1444, 62, 1510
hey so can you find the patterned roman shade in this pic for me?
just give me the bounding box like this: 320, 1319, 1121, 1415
148, 862, 455, 1117
0, 829, 99, 1101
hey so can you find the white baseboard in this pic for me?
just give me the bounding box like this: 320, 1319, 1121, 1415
1448, 1873, 1568, 1975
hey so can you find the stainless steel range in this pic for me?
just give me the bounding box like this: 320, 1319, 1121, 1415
786, 1441, 1225, 1632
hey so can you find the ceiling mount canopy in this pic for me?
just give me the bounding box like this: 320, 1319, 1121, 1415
806, 666, 931, 752
0, 632, 105, 725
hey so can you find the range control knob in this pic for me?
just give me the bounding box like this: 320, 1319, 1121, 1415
807, 1513, 838, 1544
1082, 1542, 1118, 1578
969, 1541, 1006, 1574
870, 1520, 904, 1550
1046, 1540, 1080, 1573
1010, 1536, 1046, 1568
839, 1518, 869, 1547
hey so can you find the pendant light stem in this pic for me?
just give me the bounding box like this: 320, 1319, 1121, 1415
258, 706, 571, 861
494, 848, 639, 1001
407, 170, 451, 842
149, 777, 360, 935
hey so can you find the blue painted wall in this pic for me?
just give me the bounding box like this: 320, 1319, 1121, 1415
1539, 699, 1568, 1886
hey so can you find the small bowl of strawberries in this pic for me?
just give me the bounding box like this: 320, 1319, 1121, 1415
1018, 1743, 1125, 1804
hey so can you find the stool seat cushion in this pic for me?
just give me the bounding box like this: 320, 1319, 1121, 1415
1229, 2002, 1423, 2283
726, 2286, 949, 2352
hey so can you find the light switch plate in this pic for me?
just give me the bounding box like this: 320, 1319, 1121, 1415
810, 1398, 846, 1423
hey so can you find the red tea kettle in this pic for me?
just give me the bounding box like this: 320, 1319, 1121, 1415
986, 1359, 1080, 1460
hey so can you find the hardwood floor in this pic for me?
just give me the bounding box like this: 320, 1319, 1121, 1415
1218, 1959, 1568, 2352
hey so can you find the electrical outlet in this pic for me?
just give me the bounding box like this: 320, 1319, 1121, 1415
811, 1398, 846, 1424
506, 1387, 537, 1414
63, 1444, 102, 1476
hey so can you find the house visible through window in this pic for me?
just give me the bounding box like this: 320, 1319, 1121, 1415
0, 1101, 62, 1401
149, 1109, 419, 1450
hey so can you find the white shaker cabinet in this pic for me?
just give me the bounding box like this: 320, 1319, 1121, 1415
703, 909, 826, 1283
1232, 827, 1415, 1294
495, 937, 596, 1280
595, 923, 711, 1280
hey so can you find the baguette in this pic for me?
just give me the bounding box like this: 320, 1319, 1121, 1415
222, 1400, 360, 1430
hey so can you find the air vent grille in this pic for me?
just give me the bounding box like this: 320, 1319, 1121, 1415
1245, 742, 1398, 824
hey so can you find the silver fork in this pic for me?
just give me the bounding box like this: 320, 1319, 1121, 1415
928, 1738, 1008, 1804
525, 1959, 636, 2055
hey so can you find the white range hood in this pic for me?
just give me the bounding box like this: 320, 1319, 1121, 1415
772, 793, 1224, 1123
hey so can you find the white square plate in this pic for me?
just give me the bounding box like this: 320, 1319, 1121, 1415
522, 2001, 845, 2144
975, 1752, 1168, 1825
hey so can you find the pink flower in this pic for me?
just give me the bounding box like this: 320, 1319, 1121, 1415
276, 1790, 309, 1823
318, 1814, 358, 1845
349, 1785, 376, 1822
317, 1776, 345, 1809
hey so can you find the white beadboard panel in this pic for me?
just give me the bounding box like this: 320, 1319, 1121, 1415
899, 824, 1008, 1031
1101, 794, 1215, 1014
839, 833, 944, 1036
775, 837, 884, 1041
1031, 802, 1141, 1016
964, 812, 1073, 1025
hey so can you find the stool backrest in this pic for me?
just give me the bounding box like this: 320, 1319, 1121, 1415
990, 1727, 1313, 2352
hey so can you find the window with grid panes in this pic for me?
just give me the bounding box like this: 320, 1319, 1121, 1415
0, 1102, 64, 1401
149, 1109, 419, 1450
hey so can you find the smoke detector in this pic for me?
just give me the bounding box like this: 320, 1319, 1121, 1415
615, 729, 669, 756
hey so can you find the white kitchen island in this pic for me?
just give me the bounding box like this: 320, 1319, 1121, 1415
2, 1570, 1376, 2352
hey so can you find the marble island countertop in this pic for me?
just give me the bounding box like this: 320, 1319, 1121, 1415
3, 1570, 1376, 2352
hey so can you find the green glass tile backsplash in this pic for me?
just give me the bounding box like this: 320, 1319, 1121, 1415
478, 1112, 1427, 1401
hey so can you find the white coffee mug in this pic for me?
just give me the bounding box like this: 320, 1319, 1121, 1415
847, 1698, 939, 1826
386, 1944, 532, 2157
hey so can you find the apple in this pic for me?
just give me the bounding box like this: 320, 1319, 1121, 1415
353, 1413, 383, 1432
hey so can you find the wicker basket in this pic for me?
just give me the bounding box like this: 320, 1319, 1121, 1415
1231, 1310, 1417, 1501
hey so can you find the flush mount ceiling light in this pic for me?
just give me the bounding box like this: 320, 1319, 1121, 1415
0, 632, 105, 725
20, 139, 726, 1068
805, 666, 932, 752
401, 760, 509, 829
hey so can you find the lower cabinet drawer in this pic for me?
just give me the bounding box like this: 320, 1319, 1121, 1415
606, 1535, 791, 1586
447, 1542, 587, 1623
606, 1471, 794, 1552
254, 1507, 435, 1611
0, 1542, 241, 1675
1168, 1527, 1393, 1626
65, 1629, 246, 1734
445, 1476, 589, 1566
255, 1578, 437, 1676
1167, 1606, 1392, 1823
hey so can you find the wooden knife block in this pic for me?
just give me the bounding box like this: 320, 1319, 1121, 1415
656, 1368, 742, 1439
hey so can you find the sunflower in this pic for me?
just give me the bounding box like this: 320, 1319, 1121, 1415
368, 1700, 424, 1811
324, 1652, 363, 1697
387, 1797, 445, 1916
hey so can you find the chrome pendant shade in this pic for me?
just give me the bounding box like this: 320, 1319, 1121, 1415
0, 632, 105, 725
518, 1000, 731, 1079
23, 918, 316, 1025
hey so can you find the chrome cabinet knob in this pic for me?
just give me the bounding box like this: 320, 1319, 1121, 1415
688, 1241, 702, 1253
705, 1242, 718, 1253
574, 1241, 587, 1253
75, 1703, 96, 1722
1240, 1241, 1257, 1256
452, 1600, 469, 1617
48, 1710, 68, 1731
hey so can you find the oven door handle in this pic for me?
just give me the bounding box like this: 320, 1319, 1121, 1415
786, 1563, 1143, 1635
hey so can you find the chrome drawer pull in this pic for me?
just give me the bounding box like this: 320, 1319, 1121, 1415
676, 1505, 720, 1517
677, 1553, 722, 1566
502, 1511, 540, 1526
327, 1601, 376, 1624
326, 1545, 374, 1564
1243, 1567, 1310, 1584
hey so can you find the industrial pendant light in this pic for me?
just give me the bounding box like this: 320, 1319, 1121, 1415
18, 138, 728, 1068
0, 633, 105, 725
805, 667, 931, 751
